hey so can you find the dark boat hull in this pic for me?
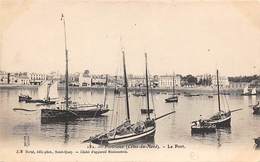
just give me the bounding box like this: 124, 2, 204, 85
140, 109, 154, 114
191, 127, 216, 134
41, 109, 78, 123
208, 116, 231, 128
41, 108, 109, 123
255, 137, 260, 146
26, 99, 56, 104
253, 107, 260, 115
91, 126, 156, 145
18, 95, 32, 102
165, 97, 178, 103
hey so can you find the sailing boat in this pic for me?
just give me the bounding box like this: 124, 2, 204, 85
251, 87, 257, 95
165, 74, 178, 103
141, 53, 154, 114
41, 14, 109, 123
206, 70, 232, 128
84, 52, 175, 145
23, 81, 57, 104
132, 84, 146, 97
191, 70, 240, 133
241, 86, 250, 96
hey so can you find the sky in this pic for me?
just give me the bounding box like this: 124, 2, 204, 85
1, 0, 260, 76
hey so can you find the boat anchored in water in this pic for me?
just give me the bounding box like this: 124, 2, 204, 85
191, 70, 242, 130
165, 73, 178, 103
41, 14, 109, 123
84, 52, 174, 145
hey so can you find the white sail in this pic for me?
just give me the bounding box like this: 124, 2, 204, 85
251, 87, 257, 95
49, 81, 59, 99
38, 81, 49, 100
243, 86, 249, 94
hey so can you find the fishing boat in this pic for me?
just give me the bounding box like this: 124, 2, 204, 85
84, 52, 174, 145
251, 87, 257, 95
253, 101, 260, 115
192, 70, 241, 129
206, 70, 232, 128
191, 120, 216, 134
132, 87, 146, 97
165, 74, 178, 103
241, 86, 250, 96
24, 81, 57, 105
41, 14, 109, 123
18, 94, 32, 102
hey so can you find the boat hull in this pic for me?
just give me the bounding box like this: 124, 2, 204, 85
165, 97, 178, 103
208, 116, 231, 128
41, 108, 109, 123
18, 95, 32, 102
140, 109, 154, 114
92, 126, 156, 145
41, 109, 78, 123
253, 107, 260, 115
255, 137, 260, 146
191, 127, 216, 134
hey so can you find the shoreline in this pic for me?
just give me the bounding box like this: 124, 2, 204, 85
0, 84, 243, 94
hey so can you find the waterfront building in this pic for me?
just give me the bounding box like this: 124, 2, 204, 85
158, 74, 181, 88
128, 75, 145, 87
0, 71, 8, 84
91, 74, 107, 86
28, 72, 47, 85
229, 81, 250, 89
79, 73, 91, 87
211, 75, 229, 88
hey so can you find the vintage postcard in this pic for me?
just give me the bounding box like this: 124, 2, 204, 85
0, 0, 260, 162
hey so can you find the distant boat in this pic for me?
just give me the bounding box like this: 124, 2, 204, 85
208, 95, 213, 98
18, 94, 32, 102
23, 81, 57, 105
251, 87, 257, 95
165, 74, 178, 103
241, 86, 250, 96
132, 88, 146, 97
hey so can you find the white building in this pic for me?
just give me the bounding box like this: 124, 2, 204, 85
211, 75, 229, 87
0, 71, 8, 84
79, 73, 91, 87
91, 75, 107, 86
159, 75, 181, 88
28, 73, 47, 85
128, 75, 145, 87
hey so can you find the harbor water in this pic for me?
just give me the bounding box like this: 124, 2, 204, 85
0, 88, 260, 150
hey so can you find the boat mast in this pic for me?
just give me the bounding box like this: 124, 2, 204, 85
61, 14, 69, 111
145, 53, 150, 119
122, 51, 130, 121
172, 73, 175, 95
216, 69, 221, 112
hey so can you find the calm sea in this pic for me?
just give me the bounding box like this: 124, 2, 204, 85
0, 88, 259, 150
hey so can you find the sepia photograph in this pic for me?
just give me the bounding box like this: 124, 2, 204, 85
0, 0, 260, 161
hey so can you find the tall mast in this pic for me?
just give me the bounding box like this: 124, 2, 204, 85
172, 73, 175, 95
61, 14, 69, 111
122, 51, 130, 121
145, 53, 150, 119
216, 69, 221, 112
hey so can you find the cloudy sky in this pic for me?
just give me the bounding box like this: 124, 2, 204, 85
0, 0, 260, 76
